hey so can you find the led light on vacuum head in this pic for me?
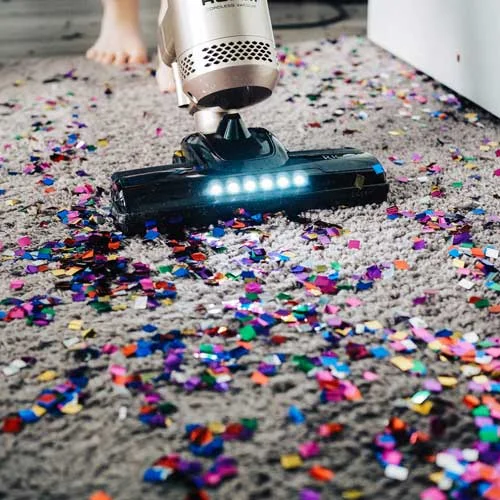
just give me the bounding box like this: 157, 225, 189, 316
260, 175, 274, 191
207, 181, 223, 196
293, 171, 308, 187
226, 179, 241, 195
243, 176, 258, 192
276, 174, 290, 189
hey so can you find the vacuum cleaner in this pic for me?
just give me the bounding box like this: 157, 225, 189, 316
110, 0, 389, 235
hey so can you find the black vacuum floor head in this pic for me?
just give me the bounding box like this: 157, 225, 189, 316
111, 114, 389, 235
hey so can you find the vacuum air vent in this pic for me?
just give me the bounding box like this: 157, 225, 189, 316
201, 40, 274, 68
178, 53, 195, 79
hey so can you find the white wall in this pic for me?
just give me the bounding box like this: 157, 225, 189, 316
368, 0, 500, 118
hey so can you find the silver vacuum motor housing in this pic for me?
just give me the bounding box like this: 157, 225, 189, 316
159, 0, 280, 111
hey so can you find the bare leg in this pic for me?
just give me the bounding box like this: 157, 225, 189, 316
86, 0, 148, 65
156, 0, 176, 92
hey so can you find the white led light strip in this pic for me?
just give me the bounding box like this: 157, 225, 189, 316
206, 172, 308, 197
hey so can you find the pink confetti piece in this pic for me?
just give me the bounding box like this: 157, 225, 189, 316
363, 371, 379, 381
298, 441, 320, 459
9, 279, 24, 291
17, 236, 31, 248
155, 127, 163, 137
324, 304, 340, 314
348, 240, 360, 250
420, 487, 446, 500
345, 297, 362, 308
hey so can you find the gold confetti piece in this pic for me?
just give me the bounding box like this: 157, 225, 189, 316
472, 375, 489, 384
452, 259, 465, 268
111, 304, 127, 311
97, 138, 109, 147
60, 403, 83, 415
68, 320, 82, 331
280, 454, 303, 469
364, 320, 383, 330
51, 269, 66, 277
437, 376, 458, 387
391, 356, 413, 372
427, 340, 442, 352
82, 329, 96, 339
354, 174, 365, 189
208, 421, 226, 434
429, 471, 444, 484
66, 267, 83, 276
342, 490, 364, 500
6, 199, 20, 206
36, 370, 58, 382
391, 331, 408, 340
410, 400, 433, 415
31, 405, 47, 417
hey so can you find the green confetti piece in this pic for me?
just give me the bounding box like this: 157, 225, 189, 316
239, 325, 257, 341
241, 418, 258, 431
411, 360, 427, 375
331, 262, 341, 271
292, 355, 315, 373
472, 405, 490, 417
451, 181, 463, 189
200, 344, 214, 354
411, 390, 431, 404
158, 265, 173, 273
337, 284, 354, 291
276, 293, 292, 301
479, 427, 499, 443
90, 301, 111, 313
475, 299, 490, 309
201, 372, 216, 386
158, 402, 178, 415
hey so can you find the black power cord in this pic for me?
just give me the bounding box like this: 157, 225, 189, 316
271, 0, 349, 29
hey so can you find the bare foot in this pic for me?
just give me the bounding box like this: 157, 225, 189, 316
86, 0, 148, 66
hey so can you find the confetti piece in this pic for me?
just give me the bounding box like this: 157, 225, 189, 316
309, 465, 334, 481
281, 454, 303, 470
36, 370, 58, 382
251, 371, 269, 385
89, 492, 113, 500
384, 464, 408, 481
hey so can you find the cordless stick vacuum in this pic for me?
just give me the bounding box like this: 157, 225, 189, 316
110, 0, 389, 234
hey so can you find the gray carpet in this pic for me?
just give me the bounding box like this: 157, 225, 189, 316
0, 37, 499, 500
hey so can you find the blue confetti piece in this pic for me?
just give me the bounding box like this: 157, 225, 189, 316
18, 409, 40, 423
212, 227, 225, 238
189, 436, 224, 457
144, 229, 160, 241
372, 163, 384, 174
370, 346, 390, 359
173, 268, 189, 278
288, 405, 305, 424
143, 467, 170, 483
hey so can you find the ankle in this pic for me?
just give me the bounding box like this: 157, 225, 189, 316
103, 0, 140, 26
